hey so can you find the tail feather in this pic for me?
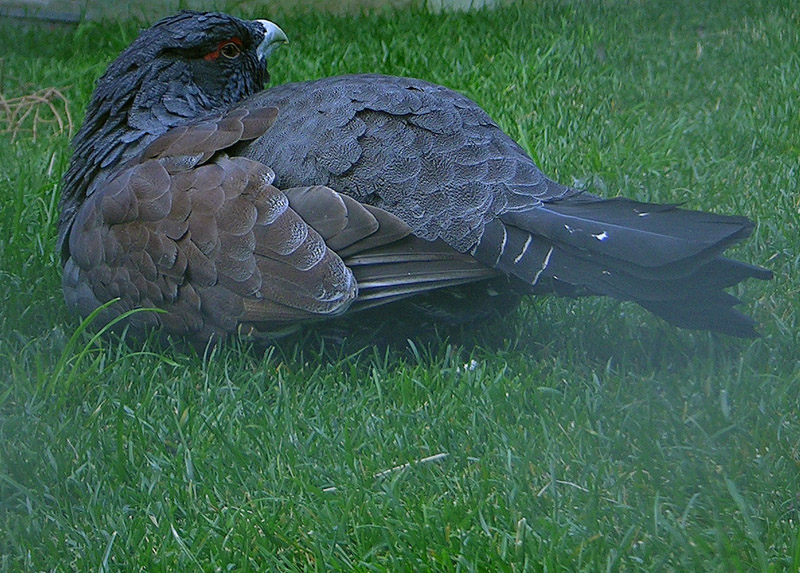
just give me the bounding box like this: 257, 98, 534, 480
502, 196, 754, 269
472, 194, 772, 337
639, 294, 761, 338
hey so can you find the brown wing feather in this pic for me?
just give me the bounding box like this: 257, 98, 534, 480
283, 185, 499, 314
64, 103, 499, 344
64, 106, 358, 344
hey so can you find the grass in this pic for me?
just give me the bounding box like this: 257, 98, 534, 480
1, 0, 798, 569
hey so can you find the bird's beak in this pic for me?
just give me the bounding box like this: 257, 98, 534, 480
256, 20, 289, 61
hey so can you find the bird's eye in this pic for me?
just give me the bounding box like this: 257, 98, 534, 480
220, 42, 241, 59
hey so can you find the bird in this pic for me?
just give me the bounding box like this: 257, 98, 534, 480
58, 11, 772, 347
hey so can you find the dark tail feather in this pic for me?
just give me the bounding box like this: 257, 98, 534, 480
639, 293, 761, 338
503, 196, 756, 272
472, 194, 772, 337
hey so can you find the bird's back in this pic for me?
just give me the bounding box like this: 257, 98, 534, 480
241, 74, 575, 254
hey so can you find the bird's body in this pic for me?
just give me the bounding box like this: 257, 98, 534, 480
58, 12, 771, 346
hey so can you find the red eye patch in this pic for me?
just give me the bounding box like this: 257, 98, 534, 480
204, 37, 243, 61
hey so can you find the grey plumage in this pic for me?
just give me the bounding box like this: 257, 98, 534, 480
240, 74, 564, 253
58, 12, 771, 346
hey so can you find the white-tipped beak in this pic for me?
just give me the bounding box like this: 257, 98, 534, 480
256, 20, 288, 60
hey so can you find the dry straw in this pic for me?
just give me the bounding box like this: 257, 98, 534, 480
0, 87, 73, 142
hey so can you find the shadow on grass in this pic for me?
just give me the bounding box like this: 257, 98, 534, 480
47, 292, 769, 388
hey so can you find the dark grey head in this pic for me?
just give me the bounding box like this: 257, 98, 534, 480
96, 11, 287, 120
58, 11, 288, 258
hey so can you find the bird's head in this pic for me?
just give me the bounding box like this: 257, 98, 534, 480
93, 11, 288, 128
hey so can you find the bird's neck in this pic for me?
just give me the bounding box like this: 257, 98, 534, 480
57, 68, 223, 258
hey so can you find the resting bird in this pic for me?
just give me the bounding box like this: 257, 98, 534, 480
58, 11, 772, 346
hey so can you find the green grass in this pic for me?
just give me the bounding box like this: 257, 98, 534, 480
1, 0, 798, 570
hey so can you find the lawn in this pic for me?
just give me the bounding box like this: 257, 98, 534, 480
1, 0, 798, 570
